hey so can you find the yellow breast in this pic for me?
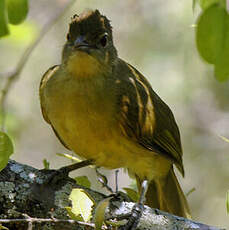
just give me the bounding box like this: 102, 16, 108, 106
43, 65, 170, 181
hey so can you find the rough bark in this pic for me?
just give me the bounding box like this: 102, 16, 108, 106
0, 160, 224, 230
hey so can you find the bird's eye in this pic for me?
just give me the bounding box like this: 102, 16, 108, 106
99, 34, 108, 47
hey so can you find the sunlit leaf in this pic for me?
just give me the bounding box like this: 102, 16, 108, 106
75, 176, 91, 189
0, 132, 14, 172
123, 187, 139, 202
0, 0, 9, 37
94, 197, 111, 230
6, 0, 28, 25
196, 3, 229, 81
68, 188, 94, 222
226, 190, 229, 214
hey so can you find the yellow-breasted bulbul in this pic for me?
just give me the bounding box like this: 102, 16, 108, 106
39, 9, 191, 221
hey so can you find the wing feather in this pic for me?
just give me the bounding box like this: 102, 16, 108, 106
115, 59, 184, 175
39, 65, 70, 150
39, 65, 60, 124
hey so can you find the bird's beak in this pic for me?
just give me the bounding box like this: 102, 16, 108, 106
74, 35, 89, 49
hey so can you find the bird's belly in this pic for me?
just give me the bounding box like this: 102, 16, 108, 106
47, 91, 170, 180
52, 109, 170, 180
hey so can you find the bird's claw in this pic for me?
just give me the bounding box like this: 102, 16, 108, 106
118, 203, 144, 230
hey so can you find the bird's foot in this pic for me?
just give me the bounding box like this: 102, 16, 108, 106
95, 167, 114, 194
118, 203, 144, 230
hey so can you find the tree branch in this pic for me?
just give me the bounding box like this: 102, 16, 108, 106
0, 0, 75, 131
0, 217, 95, 230
0, 160, 224, 230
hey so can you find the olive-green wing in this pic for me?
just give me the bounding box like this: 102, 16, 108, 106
39, 65, 70, 150
115, 59, 184, 175
39, 65, 60, 124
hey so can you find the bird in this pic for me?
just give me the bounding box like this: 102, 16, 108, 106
39, 9, 191, 224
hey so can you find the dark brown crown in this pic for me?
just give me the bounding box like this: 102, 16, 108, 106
67, 9, 113, 42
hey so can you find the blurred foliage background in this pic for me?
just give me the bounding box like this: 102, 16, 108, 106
0, 0, 229, 228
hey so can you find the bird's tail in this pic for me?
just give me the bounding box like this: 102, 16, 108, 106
136, 167, 191, 219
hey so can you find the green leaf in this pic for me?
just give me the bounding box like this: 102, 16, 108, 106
42, 158, 50, 169
0, 224, 9, 230
68, 188, 94, 222
199, 0, 220, 9
196, 4, 229, 81
196, 4, 226, 64
94, 197, 112, 230
0, 0, 9, 37
6, 22, 37, 44
123, 187, 139, 202
74, 176, 91, 189
214, 14, 229, 81
0, 132, 14, 172
226, 190, 229, 214
6, 0, 28, 25
65, 206, 84, 221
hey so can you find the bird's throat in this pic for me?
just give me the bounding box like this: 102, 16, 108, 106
66, 51, 104, 78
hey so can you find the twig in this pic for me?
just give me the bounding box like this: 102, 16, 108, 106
59, 159, 94, 174
0, 0, 76, 131
0, 218, 95, 229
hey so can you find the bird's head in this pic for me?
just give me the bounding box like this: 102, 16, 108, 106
62, 10, 117, 77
